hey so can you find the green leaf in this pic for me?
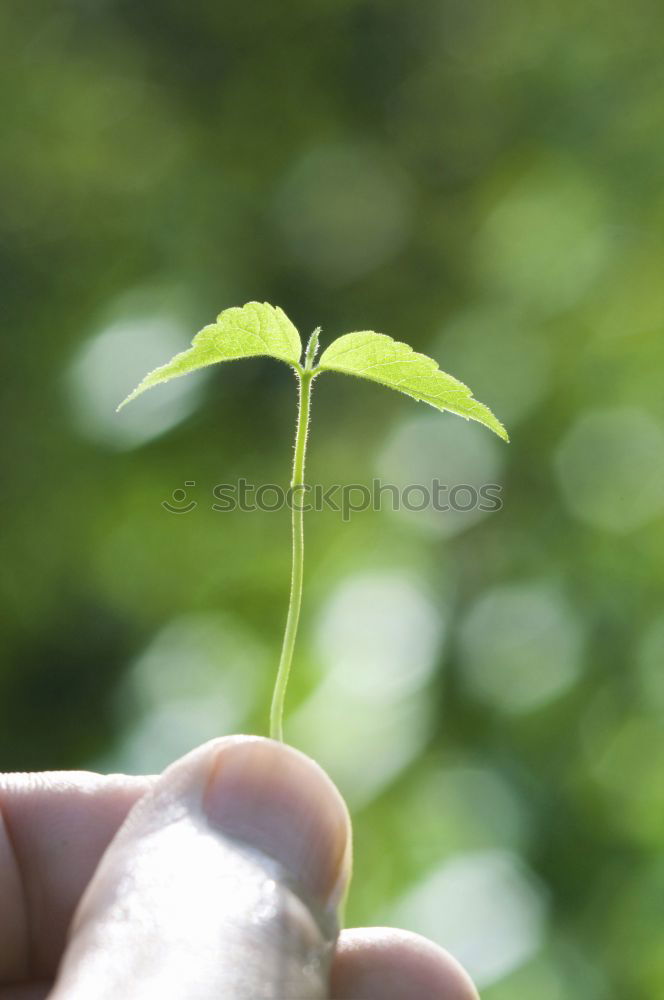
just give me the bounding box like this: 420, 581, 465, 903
118, 301, 302, 410
318, 331, 509, 441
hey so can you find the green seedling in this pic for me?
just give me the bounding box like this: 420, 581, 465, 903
119, 301, 508, 740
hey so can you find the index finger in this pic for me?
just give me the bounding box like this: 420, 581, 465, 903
0, 771, 153, 983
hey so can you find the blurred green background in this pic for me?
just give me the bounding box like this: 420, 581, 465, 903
2, 1, 663, 996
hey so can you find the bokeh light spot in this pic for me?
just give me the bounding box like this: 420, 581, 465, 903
637, 615, 664, 713
273, 143, 414, 285
475, 158, 611, 314
315, 571, 444, 701
101, 613, 264, 773
585, 714, 664, 846
554, 407, 664, 534
377, 412, 504, 538
68, 315, 208, 449
435, 304, 552, 426
402, 762, 531, 855
459, 580, 584, 714
288, 570, 444, 806
389, 850, 547, 988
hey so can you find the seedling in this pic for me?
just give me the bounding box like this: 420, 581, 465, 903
119, 302, 508, 740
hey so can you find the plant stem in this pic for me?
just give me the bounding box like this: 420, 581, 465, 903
270, 366, 314, 741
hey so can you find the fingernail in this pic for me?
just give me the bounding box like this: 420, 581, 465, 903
203, 737, 351, 912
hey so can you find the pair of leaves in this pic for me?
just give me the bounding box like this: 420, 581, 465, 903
118, 301, 508, 441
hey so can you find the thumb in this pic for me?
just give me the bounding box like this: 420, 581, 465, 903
50, 736, 352, 1000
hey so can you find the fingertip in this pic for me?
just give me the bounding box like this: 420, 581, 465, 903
202, 736, 352, 910
118, 736, 352, 912
332, 927, 478, 1000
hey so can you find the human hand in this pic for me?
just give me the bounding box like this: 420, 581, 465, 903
0, 737, 478, 999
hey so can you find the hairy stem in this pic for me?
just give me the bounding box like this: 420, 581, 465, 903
270, 367, 314, 741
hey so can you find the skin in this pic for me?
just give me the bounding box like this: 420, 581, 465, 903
0, 737, 478, 1000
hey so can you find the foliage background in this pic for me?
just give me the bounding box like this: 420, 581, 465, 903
2, 1, 663, 996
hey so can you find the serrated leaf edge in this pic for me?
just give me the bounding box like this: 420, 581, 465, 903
318, 331, 509, 442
